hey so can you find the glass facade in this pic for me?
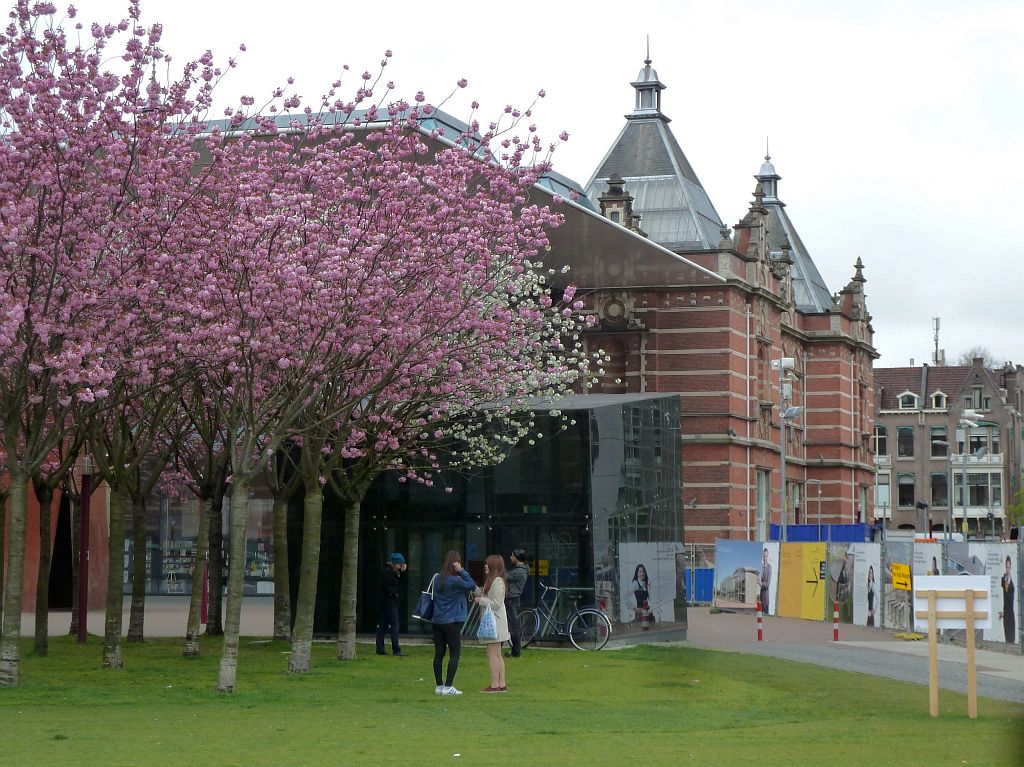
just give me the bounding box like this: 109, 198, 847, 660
131, 394, 686, 640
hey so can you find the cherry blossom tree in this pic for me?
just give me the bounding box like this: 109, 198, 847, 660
167, 388, 230, 658
264, 443, 300, 643
0, 0, 230, 686
30, 435, 83, 656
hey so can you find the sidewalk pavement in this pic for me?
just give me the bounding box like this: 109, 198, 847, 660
15, 598, 1024, 703
683, 606, 1024, 704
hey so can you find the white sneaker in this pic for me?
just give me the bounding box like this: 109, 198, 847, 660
434, 685, 446, 695
442, 685, 463, 695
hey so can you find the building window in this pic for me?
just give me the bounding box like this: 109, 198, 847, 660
876, 474, 890, 510
899, 393, 917, 409
897, 426, 914, 458
930, 473, 949, 507
898, 474, 915, 507
954, 472, 1004, 507
610, 211, 621, 223
992, 429, 1000, 456
932, 392, 946, 409
874, 425, 888, 455
930, 426, 948, 457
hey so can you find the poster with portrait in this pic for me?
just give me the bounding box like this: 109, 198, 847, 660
883, 540, 913, 632
618, 542, 683, 625
913, 541, 942, 579
970, 543, 1018, 644
849, 543, 881, 627
713, 540, 778, 615
826, 544, 855, 623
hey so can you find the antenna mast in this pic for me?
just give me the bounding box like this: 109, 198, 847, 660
932, 317, 942, 366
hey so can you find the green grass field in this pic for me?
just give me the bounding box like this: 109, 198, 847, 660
0, 636, 1021, 766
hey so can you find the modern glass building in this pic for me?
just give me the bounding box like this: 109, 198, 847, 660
303, 393, 687, 638
124, 393, 687, 640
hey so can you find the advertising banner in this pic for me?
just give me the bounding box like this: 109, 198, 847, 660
778, 542, 826, 620
883, 541, 913, 631
913, 542, 942, 577
826, 544, 854, 623
849, 543, 881, 626
713, 540, 778, 614
618, 542, 683, 626
969, 543, 1018, 644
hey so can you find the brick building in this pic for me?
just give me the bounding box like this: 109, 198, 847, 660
873, 359, 1024, 536
565, 57, 878, 543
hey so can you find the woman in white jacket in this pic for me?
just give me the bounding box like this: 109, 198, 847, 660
474, 554, 511, 693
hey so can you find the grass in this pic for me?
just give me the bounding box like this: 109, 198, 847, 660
1, 636, 1022, 766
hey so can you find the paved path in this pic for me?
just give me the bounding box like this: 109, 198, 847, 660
684, 607, 1024, 704
17, 599, 1024, 704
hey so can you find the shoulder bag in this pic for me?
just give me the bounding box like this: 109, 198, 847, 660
412, 574, 437, 622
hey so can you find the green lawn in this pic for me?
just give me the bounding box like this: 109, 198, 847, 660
0, 636, 1021, 766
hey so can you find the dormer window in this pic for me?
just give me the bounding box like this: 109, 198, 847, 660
932, 392, 946, 409
898, 392, 918, 410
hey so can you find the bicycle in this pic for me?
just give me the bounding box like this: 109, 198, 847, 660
517, 583, 612, 651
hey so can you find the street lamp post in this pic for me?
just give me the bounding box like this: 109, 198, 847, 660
772, 357, 803, 543
770, 358, 802, 540
958, 409, 982, 537
931, 439, 953, 541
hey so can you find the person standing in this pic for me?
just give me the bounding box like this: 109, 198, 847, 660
999, 555, 1016, 644
376, 553, 408, 656
474, 554, 511, 693
431, 550, 477, 695
759, 548, 772, 615
504, 549, 529, 658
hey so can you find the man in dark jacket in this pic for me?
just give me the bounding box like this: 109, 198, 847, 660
505, 549, 529, 657
376, 553, 408, 656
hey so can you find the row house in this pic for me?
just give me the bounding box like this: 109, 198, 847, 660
873, 359, 1024, 536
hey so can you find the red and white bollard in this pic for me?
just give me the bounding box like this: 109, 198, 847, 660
832, 600, 840, 641
756, 600, 764, 642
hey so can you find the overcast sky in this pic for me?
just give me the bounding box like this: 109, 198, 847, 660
75, 0, 1024, 370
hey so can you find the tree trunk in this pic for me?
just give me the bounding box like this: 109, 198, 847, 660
68, 492, 80, 637
126, 494, 148, 643
0, 488, 7, 628
216, 477, 250, 693
288, 487, 323, 674
183, 499, 210, 658
0, 471, 29, 687
102, 485, 128, 669
272, 494, 291, 642
336, 495, 362, 661
205, 487, 225, 636
33, 483, 54, 656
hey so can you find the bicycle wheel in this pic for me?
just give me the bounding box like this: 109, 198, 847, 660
568, 609, 611, 651
518, 608, 540, 648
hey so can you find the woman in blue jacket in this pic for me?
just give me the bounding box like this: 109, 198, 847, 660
431, 550, 477, 695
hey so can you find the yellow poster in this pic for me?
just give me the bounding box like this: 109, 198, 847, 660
891, 563, 911, 591
778, 543, 826, 620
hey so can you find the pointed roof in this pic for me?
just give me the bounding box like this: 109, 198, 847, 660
755, 155, 834, 313
584, 58, 724, 251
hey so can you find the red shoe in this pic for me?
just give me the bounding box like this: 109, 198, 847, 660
480, 686, 502, 693
497, 686, 508, 693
